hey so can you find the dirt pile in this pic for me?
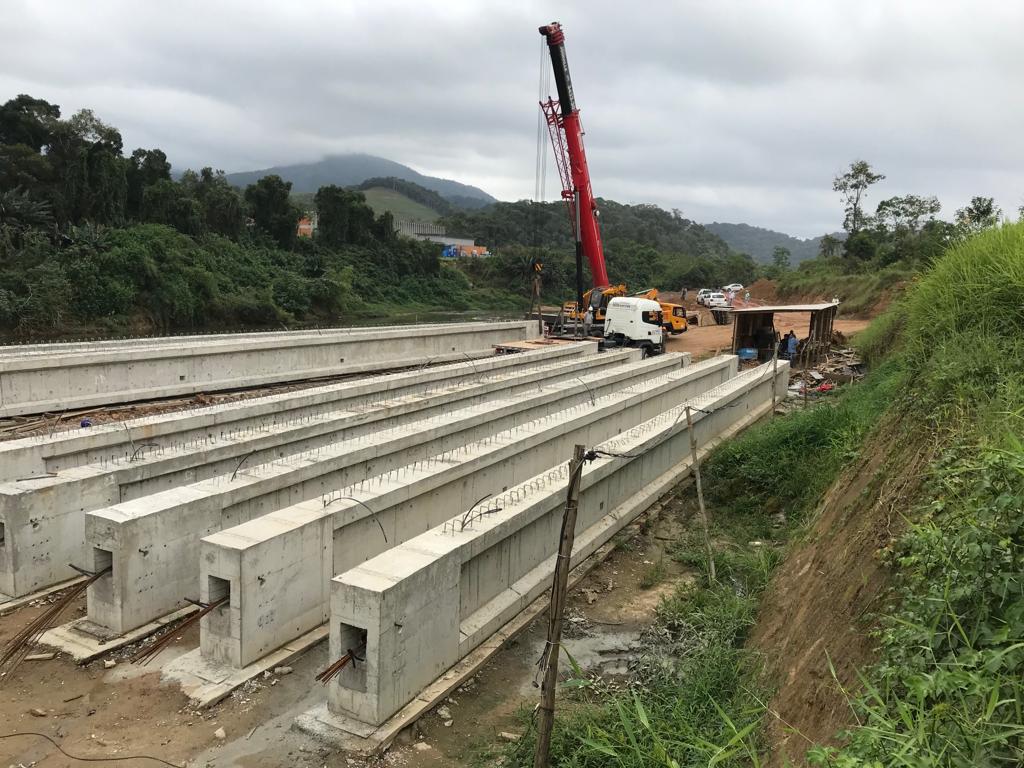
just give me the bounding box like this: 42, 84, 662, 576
750, 417, 934, 766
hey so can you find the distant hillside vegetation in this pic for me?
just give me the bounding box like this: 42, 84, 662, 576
356, 177, 453, 217
704, 222, 844, 264
225, 154, 494, 208
361, 187, 439, 222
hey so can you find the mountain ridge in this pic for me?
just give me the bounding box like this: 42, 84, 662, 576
704, 222, 844, 264
224, 153, 495, 208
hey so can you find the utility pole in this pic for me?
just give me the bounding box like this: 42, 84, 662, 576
533, 444, 587, 768
684, 407, 716, 582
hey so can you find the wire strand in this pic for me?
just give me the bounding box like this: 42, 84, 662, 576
0, 732, 183, 767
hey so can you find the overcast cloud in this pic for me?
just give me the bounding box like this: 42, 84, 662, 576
1, 0, 1021, 237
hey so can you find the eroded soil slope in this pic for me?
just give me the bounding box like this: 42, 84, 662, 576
750, 418, 934, 766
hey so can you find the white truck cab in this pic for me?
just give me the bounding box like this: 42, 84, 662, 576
604, 297, 665, 355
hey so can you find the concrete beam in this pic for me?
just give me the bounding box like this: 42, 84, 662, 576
0, 345, 607, 598
195, 355, 731, 670
0, 321, 539, 417
83, 352, 688, 634
0, 342, 587, 482
326, 361, 788, 725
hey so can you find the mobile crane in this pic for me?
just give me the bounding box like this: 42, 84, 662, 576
538, 22, 686, 339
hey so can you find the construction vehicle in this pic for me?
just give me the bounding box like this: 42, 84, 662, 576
632, 288, 688, 334
539, 22, 685, 341
603, 297, 665, 356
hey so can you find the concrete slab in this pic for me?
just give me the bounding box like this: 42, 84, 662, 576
162, 624, 328, 707
0, 320, 540, 417
40, 604, 199, 662
0, 575, 87, 616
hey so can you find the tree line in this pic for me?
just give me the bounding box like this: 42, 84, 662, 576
0, 94, 479, 335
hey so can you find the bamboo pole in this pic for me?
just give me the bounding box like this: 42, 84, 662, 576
685, 407, 716, 582
533, 444, 587, 768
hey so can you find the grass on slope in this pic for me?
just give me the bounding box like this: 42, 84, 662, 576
810, 222, 1024, 767
361, 187, 440, 222
778, 261, 915, 316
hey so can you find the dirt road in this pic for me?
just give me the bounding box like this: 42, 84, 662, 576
665, 312, 870, 359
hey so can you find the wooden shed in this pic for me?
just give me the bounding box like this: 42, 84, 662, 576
729, 302, 839, 365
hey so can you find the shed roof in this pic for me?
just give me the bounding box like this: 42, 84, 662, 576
728, 302, 839, 314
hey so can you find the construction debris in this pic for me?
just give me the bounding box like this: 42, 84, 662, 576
787, 344, 865, 402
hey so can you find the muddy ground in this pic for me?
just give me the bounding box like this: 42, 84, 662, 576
0, 494, 696, 767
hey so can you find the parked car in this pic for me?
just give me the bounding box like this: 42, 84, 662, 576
705, 291, 729, 308
722, 283, 744, 293
696, 288, 713, 306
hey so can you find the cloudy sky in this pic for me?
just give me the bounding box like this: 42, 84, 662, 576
2, 0, 1022, 237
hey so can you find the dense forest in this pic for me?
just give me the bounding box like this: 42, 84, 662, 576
0, 94, 764, 338
0, 95, 520, 337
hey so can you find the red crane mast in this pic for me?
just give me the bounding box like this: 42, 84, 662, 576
538, 22, 609, 289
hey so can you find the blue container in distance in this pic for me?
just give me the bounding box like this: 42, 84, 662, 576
737, 347, 758, 361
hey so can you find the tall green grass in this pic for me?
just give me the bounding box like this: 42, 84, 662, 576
898, 223, 1024, 431
778, 262, 915, 316
701, 360, 902, 533
811, 222, 1024, 766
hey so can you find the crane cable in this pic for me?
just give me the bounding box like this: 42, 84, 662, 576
534, 37, 550, 204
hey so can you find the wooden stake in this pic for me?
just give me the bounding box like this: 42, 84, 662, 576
533, 444, 587, 768
771, 343, 779, 418
685, 407, 716, 582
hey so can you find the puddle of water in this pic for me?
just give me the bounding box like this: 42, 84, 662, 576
519, 629, 640, 695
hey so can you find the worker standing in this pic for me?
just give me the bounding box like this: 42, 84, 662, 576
786, 330, 798, 359
583, 308, 593, 337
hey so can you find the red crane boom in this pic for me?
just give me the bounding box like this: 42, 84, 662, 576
538, 22, 609, 289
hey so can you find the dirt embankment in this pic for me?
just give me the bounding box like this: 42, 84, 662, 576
750, 418, 935, 766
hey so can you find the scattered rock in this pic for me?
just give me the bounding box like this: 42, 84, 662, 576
436, 705, 451, 720
214, 727, 226, 740
29, 707, 47, 717
413, 742, 432, 752
103, 659, 117, 669
443, 719, 453, 727
499, 732, 522, 742
273, 665, 293, 676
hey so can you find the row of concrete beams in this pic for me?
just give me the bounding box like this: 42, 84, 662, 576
0, 341, 588, 482
0, 344, 605, 599
0, 322, 483, 356
322, 360, 789, 727
82, 351, 690, 635
0, 320, 539, 417
188, 354, 731, 673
